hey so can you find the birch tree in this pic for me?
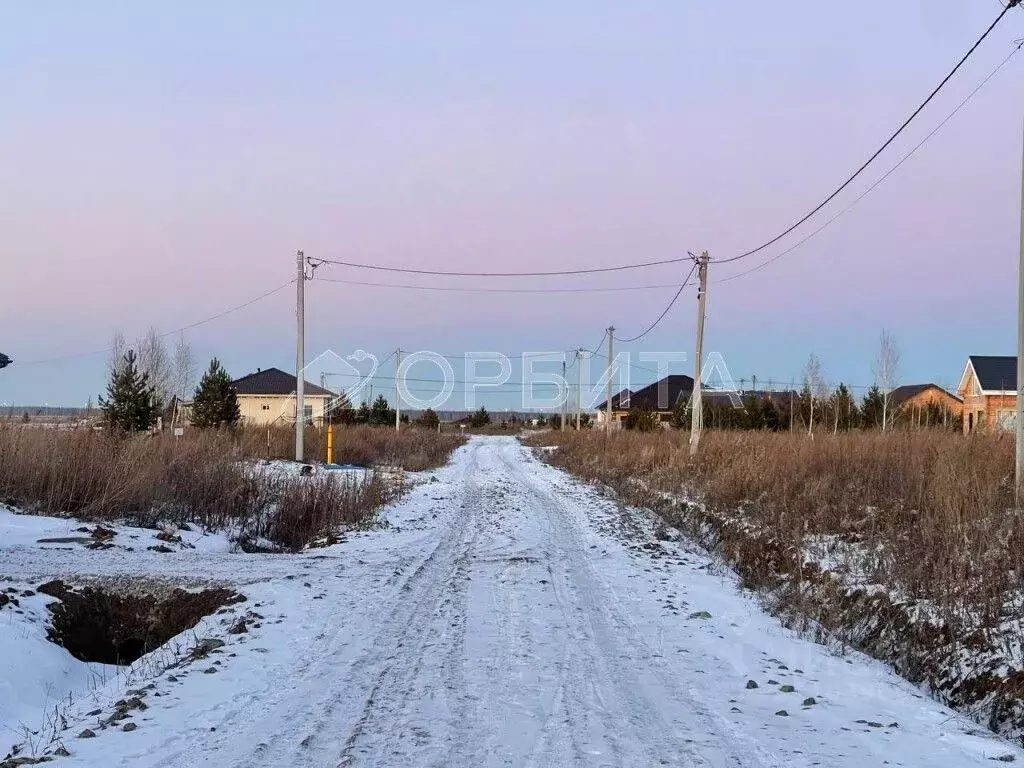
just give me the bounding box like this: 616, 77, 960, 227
171, 333, 197, 401
802, 353, 826, 437
136, 327, 172, 411
108, 330, 128, 377
872, 330, 901, 431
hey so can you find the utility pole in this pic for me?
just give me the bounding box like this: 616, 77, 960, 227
1017, 118, 1024, 506
606, 326, 614, 432
689, 252, 710, 457
575, 348, 584, 430
395, 348, 403, 433
561, 360, 567, 431
295, 250, 305, 463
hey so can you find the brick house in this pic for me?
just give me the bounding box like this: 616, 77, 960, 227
956, 356, 1017, 434
888, 384, 962, 426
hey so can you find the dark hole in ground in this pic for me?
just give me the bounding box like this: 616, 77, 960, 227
38, 580, 244, 665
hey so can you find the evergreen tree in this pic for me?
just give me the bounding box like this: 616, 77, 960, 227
99, 350, 159, 432
861, 385, 885, 429
355, 401, 371, 424
469, 406, 490, 428
191, 358, 241, 429
624, 406, 659, 432
670, 398, 689, 429
830, 383, 858, 431
335, 397, 357, 425
418, 408, 440, 429
327, 392, 355, 425
370, 394, 395, 426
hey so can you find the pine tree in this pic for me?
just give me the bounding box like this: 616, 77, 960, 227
861, 385, 885, 429
370, 394, 395, 426
670, 398, 689, 429
355, 402, 372, 424
418, 408, 440, 429
469, 406, 490, 427
624, 406, 658, 432
99, 350, 159, 432
191, 358, 240, 429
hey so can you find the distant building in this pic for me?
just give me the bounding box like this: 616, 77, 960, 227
888, 384, 962, 427
230, 367, 334, 427
957, 356, 1016, 434
595, 377, 693, 428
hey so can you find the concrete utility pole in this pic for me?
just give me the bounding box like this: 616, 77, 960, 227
395, 348, 403, 433
575, 348, 584, 430
1017, 119, 1024, 506
606, 326, 614, 432
689, 252, 710, 457
561, 360, 567, 431
295, 250, 306, 463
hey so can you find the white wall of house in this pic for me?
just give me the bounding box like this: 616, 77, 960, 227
237, 394, 330, 426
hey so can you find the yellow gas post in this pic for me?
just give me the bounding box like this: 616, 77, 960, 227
326, 423, 334, 465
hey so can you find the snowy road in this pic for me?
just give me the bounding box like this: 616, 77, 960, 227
10, 436, 1022, 767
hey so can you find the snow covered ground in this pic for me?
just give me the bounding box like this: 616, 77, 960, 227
2, 436, 1022, 766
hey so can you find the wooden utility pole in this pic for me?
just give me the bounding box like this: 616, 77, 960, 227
1017, 118, 1024, 505
575, 348, 584, 430
688, 252, 710, 457
295, 250, 305, 462
395, 348, 403, 433
561, 360, 567, 431
606, 327, 614, 432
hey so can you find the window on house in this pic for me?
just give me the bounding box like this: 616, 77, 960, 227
261, 404, 270, 411
997, 410, 1016, 432
304, 405, 313, 423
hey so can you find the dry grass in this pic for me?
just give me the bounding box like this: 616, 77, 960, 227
534, 429, 1021, 625
0, 424, 462, 550
237, 424, 465, 471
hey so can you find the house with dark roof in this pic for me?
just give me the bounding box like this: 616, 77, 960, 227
595, 376, 694, 428
957, 356, 1017, 434
888, 383, 962, 426
230, 367, 334, 427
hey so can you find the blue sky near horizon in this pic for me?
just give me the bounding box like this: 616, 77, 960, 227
1, 2, 1022, 409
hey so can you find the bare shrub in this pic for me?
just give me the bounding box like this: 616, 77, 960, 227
0, 423, 454, 549
236, 424, 464, 471
532, 429, 1019, 624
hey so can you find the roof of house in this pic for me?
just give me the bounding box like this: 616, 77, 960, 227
595, 388, 633, 411
230, 367, 333, 397
889, 383, 962, 406
968, 356, 1017, 392
606, 375, 694, 411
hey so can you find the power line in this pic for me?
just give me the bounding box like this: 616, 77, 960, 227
716, 2, 1018, 266
307, 255, 690, 278
613, 262, 698, 343
313, 277, 680, 294
716, 36, 1024, 284
19, 280, 296, 366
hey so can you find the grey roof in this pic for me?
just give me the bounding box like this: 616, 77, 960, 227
889, 383, 961, 407
969, 356, 1017, 392
230, 367, 333, 397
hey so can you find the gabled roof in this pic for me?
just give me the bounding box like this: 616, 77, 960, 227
967, 356, 1017, 393
889, 383, 962, 407
230, 367, 333, 397
604, 375, 694, 411
595, 388, 632, 411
